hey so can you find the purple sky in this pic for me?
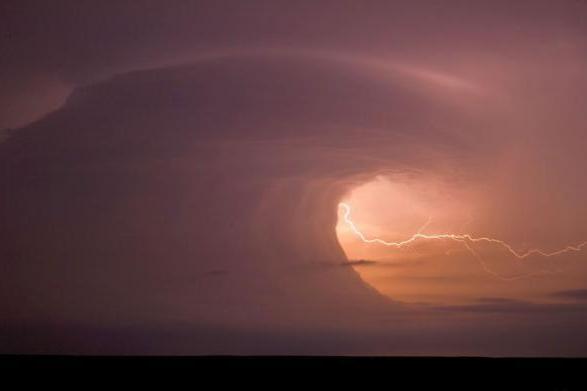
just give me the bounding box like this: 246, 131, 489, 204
1, 1, 587, 355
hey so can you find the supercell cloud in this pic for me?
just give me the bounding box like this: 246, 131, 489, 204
1, 1, 587, 355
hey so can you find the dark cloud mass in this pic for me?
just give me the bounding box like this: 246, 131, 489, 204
1, 1, 587, 355
551, 289, 587, 301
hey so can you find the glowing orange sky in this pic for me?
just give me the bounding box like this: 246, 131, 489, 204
337, 176, 587, 305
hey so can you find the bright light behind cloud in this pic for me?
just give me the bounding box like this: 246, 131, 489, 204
336, 176, 587, 305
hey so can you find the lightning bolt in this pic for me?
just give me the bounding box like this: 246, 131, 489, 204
338, 202, 586, 280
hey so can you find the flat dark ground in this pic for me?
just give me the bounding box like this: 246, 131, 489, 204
2, 355, 586, 389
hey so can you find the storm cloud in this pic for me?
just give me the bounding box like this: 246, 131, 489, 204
1, 1, 587, 355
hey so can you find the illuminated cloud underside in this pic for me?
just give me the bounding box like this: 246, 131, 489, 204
339, 202, 586, 280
